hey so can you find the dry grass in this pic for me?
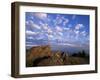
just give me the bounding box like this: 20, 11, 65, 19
26, 45, 89, 67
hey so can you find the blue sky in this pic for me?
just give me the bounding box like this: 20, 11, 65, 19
25, 12, 90, 53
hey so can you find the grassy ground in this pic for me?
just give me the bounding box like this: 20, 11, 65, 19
26, 45, 89, 67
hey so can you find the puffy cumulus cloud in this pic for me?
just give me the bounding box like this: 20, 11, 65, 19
47, 28, 53, 34
39, 21, 50, 31
26, 30, 38, 35
36, 36, 44, 40
52, 32, 63, 39
33, 12, 47, 20
75, 24, 84, 30
42, 24, 49, 30
63, 19, 69, 26
53, 19, 62, 25
55, 26, 63, 32
39, 21, 53, 34
39, 21, 44, 26
53, 20, 57, 26
81, 31, 87, 36
45, 34, 55, 40
48, 34, 54, 38
63, 27, 70, 31
58, 32, 63, 36
54, 17, 67, 26
43, 25, 48, 30
32, 23, 41, 30
26, 44, 39, 47
30, 16, 34, 20
57, 19, 63, 24
56, 14, 60, 19
61, 16, 65, 20
26, 21, 30, 25
39, 21, 46, 28
29, 20, 41, 30
74, 30, 80, 34
81, 31, 86, 34
27, 36, 34, 40
55, 15, 64, 25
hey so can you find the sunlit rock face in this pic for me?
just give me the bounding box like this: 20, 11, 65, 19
26, 45, 89, 67
26, 45, 50, 59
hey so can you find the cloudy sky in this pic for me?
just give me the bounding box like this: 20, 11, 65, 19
25, 12, 90, 53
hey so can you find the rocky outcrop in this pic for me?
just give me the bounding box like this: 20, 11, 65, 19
26, 45, 52, 67
26, 45, 89, 67
27, 45, 51, 60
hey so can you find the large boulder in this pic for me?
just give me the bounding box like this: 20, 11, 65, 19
26, 45, 52, 67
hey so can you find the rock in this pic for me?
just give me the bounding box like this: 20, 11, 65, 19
26, 45, 52, 67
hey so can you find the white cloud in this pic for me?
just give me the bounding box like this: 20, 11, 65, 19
43, 24, 49, 30
45, 34, 55, 40
30, 16, 34, 20
81, 31, 85, 34
57, 19, 63, 24
26, 21, 29, 25
74, 30, 79, 34
63, 27, 70, 31
32, 24, 41, 30
39, 22, 49, 31
43, 26, 48, 30
56, 16, 69, 25
26, 30, 38, 35
39, 21, 44, 26
27, 36, 34, 40
53, 20, 57, 26
55, 26, 63, 32
26, 42, 32, 44
29, 20, 41, 30
39, 22, 53, 34
26, 44, 39, 47
56, 14, 60, 19
29, 20, 34, 24
55, 15, 64, 24
47, 28, 53, 34
58, 32, 63, 36
75, 24, 84, 30
61, 16, 65, 20
36, 36, 44, 40
57, 43, 78, 47
63, 19, 69, 26
54, 18, 62, 25
48, 35, 54, 38
81, 31, 87, 36
33, 12, 47, 20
